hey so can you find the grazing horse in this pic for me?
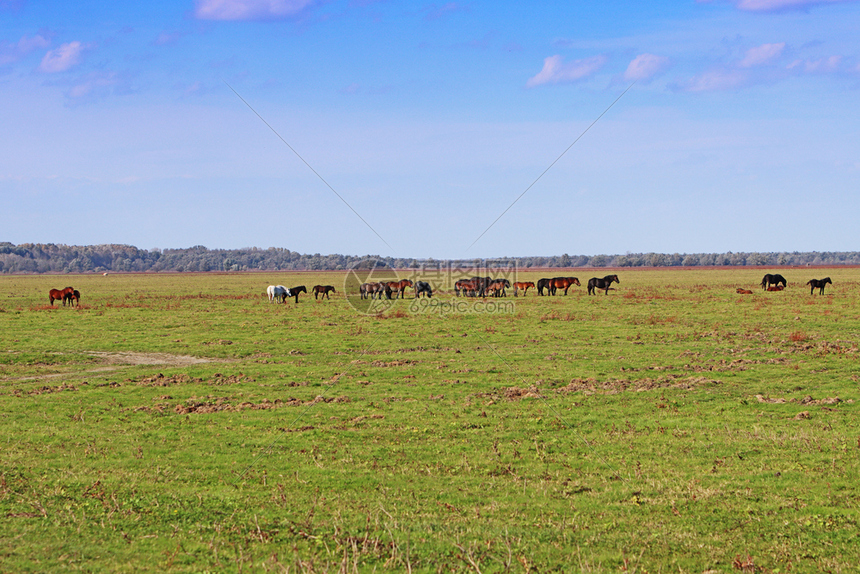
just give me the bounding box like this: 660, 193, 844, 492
312, 285, 336, 300
536, 278, 551, 296
767, 285, 784, 292
414, 281, 433, 298
761, 274, 787, 290
587, 275, 619, 295
267, 285, 289, 303
549, 277, 580, 296
486, 279, 511, 297
64, 289, 81, 306
513, 281, 535, 297
287, 285, 307, 303
49, 287, 74, 306
806, 277, 832, 295
736, 288, 753, 295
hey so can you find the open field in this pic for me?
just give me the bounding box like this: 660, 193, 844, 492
1, 268, 859, 573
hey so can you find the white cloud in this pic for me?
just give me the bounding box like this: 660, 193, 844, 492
194, 0, 317, 20
0, 33, 51, 66
787, 55, 841, 73
624, 53, 670, 82
67, 71, 119, 99
735, 0, 855, 11
39, 41, 84, 73
526, 54, 607, 88
684, 69, 748, 92
154, 31, 181, 46
739, 43, 785, 67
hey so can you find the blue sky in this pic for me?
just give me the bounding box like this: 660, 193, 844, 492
1, 0, 858, 259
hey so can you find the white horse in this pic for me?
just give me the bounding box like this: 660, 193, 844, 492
266, 285, 290, 303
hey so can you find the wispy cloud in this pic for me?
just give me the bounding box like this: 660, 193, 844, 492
0, 33, 51, 66
154, 31, 182, 46
624, 53, 670, 82
194, 0, 317, 21
526, 54, 607, 88
67, 70, 122, 99
734, 0, 857, 12
739, 42, 785, 67
39, 41, 86, 73
684, 69, 748, 92
423, 2, 464, 21
787, 55, 841, 73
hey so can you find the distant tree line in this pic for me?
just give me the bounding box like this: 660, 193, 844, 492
1, 242, 858, 274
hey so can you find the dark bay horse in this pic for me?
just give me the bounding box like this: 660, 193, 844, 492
761, 274, 787, 290
806, 277, 831, 295
587, 275, 619, 295
513, 281, 535, 297
549, 277, 580, 296
49, 287, 74, 306
312, 285, 336, 300
64, 289, 81, 306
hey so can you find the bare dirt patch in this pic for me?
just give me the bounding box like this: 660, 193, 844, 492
89, 351, 222, 367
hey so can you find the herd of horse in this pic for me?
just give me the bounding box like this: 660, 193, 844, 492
266, 284, 307, 304
45, 272, 838, 310
48, 286, 81, 306
360, 279, 433, 300
753, 274, 833, 295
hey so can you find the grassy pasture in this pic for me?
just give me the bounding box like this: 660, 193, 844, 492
1, 268, 859, 573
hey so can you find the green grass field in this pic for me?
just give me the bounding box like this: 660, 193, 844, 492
1, 268, 858, 573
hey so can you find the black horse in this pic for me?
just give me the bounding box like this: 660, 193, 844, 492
806, 277, 831, 295
471, 276, 492, 298
761, 274, 787, 290
587, 274, 619, 295
536, 278, 551, 296
414, 281, 433, 298
287, 285, 307, 303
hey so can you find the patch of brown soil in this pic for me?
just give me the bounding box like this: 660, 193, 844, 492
22, 382, 78, 395
90, 351, 222, 366
135, 393, 352, 415
557, 376, 720, 395
755, 394, 845, 406
503, 386, 544, 400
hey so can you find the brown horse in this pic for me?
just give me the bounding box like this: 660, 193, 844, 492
455, 279, 479, 297
513, 281, 535, 296
312, 285, 336, 300
49, 287, 74, 306
486, 279, 511, 297
385, 279, 413, 299
766, 285, 784, 292
549, 277, 580, 295
736, 288, 753, 295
